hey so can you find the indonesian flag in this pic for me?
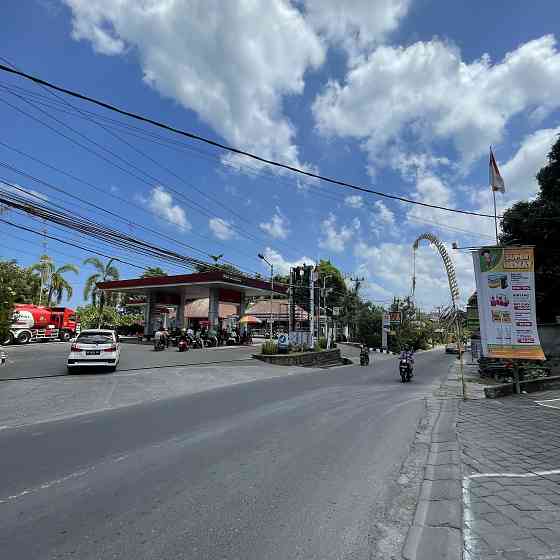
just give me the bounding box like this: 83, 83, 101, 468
489, 147, 505, 193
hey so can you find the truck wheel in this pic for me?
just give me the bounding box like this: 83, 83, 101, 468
60, 331, 71, 342
17, 332, 31, 344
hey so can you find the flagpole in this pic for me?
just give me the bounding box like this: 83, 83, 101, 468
492, 188, 499, 245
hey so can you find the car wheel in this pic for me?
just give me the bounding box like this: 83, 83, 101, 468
17, 332, 31, 344
67, 366, 76, 374
107, 366, 117, 373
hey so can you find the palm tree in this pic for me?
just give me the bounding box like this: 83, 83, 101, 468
48, 263, 79, 305
31, 258, 79, 306
83, 257, 119, 310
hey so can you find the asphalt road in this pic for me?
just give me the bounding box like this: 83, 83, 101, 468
0, 341, 259, 380
0, 349, 453, 559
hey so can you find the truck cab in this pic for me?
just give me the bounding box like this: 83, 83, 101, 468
50, 308, 80, 341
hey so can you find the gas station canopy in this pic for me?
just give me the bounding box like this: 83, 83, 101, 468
97, 270, 287, 334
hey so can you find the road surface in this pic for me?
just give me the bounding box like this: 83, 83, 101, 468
0, 349, 453, 559
0, 340, 259, 380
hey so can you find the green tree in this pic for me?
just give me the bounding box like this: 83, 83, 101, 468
141, 267, 167, 278
0, 260, 41, 343
31, 258, 79, 306
356, 301, 384, 348
83, 257, 120, 321
315, 260, 347, 310
501, 135, 560, 321
76, 304, 143, 330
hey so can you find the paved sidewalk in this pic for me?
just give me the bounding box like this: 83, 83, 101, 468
458, 396, 560, 559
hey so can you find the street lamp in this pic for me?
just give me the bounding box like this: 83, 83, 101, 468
258, 253, 274, 340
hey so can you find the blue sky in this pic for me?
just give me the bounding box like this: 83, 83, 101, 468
2, 0, 560, 310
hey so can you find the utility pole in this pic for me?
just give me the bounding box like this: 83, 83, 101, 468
38, 220, 50, 307
347, 276, 364, 341
257, 253, 274, 340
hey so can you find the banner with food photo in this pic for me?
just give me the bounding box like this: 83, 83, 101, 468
472, 246, 545, 360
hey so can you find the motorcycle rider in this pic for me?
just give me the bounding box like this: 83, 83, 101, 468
360, 343, 369, 365
399, 346, 414, 374
154, 326, 166, 350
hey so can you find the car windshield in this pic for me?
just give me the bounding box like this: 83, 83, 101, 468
77, 333, 113, 345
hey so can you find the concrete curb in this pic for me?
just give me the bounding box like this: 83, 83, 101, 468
402, 399, 462, 560
484, 374, 560, 398
252, 349, 342, 367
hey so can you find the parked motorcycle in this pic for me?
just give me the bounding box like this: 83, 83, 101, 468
204, 334, 218, 347
190, 335, 204, 349
399, 357, 413, 382
177, 338, 189, 352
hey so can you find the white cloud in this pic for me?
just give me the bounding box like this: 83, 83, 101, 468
304, 0, 410, 56
313, 35, 560, 166
405, 126, 560, 242
262, 247, 315, 276
344, 194, 364, 208
354, 240, 475, 309
140, 185, 190, 232
319, 213, 358, 252
64, 0, 325, 169
373, 200, 395, 225
0, 183, 49, 203
389, 151, 452, 182
209, 217, 235, 240
501, 126, 560, 201
259, 207, 290, 239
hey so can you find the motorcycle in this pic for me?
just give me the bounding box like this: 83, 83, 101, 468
190, 335, 204, 349
153, 337, 166, 351
205, 334, 219, 347
399, 358, 413, 382
360, 348, 370, 366
177, 338, 189, 352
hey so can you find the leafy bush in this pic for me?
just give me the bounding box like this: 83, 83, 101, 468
318, 337, 327, 349
261, 340, 278, 355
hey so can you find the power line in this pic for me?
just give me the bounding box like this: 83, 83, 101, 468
0, 79, 508, 238
0, 183, 271, 279
0, 78, 306, 257
0, 63, 498, 219
0, 217, 145, 271
0, 141, 263, 263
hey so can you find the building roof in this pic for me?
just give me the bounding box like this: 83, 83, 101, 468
245, 299, 308, 320
185, 298, 238, 319
97, 270, 286, 299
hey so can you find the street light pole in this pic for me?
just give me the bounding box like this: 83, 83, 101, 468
258, 253, 274, 340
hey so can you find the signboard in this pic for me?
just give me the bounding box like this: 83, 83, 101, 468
472, 246, 545, 360
277, 333, 289, 352
389, 311, 401, 324
289, 331, 312, 347
383, 312, 391, 328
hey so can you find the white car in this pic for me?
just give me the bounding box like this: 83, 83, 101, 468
67, 329, 121, 373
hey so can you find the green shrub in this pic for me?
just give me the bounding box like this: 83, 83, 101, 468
261, 340, 278, 355
318, 337, 327, 349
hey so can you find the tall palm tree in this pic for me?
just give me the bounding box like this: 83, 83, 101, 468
83, 257, 119, 310
48, 263, 79, 306
31, 258, 79, 306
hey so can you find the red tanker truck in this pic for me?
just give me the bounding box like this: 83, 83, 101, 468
8, 304, 80, 344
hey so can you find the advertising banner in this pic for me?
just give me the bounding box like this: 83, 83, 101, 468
472, 246, 545, 360
382, 312, 391, 328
